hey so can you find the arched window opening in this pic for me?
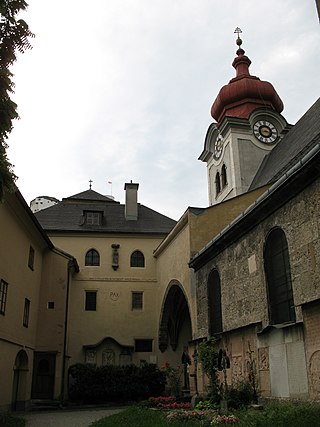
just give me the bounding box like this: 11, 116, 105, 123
264, 228, 296, 325
221, 164, 227, 188
208, 269, 222, 335
130, 250, 145, 268
85, 249, 100, 266
215, 172, 221, 195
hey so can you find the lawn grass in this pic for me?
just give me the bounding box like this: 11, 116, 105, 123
0, 412, 26, 427
235, 401, 320, 426
90, 406, 199, 426
90, 401, 320, 426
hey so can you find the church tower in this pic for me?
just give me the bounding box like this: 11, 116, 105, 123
199, 29, 292, 206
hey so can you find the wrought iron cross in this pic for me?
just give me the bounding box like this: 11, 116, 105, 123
234, 27, 242, 38
89, 179, 93, 189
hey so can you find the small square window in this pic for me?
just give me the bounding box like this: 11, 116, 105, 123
28, 246, 35, 270
85, 291, 97, 311
135, 339, 153, 352
132, 292, 143, 310
0, 279, 8, 315
23, 298, 30, 327
47, 301, 55, 309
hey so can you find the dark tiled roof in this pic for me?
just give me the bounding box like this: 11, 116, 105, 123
67, 189, 117, 203
35, 190, 176, 235
250, 98, 320, 190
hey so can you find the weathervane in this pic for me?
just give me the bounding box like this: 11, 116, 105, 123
89, 179, 93, 189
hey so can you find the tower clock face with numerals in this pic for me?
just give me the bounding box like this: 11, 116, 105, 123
214, 134, 223, 159
253, 120, 278, 144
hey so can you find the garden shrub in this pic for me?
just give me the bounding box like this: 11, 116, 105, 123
0, 412, 26, 427
195, 399, 219, 411
197, 338, 221, 403
227, 380, 256, 409
68, 362, 165, 403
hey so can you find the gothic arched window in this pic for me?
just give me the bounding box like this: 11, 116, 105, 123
264, 228, 296, 325
208, 269, 222, 335
221, 164, 227, 188
130, 250, 145, 268
215, 172, 221, 195
85, 249, 100, 266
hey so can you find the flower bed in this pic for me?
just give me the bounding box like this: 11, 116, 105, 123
210, 414, 239, 425
166, 409, 217, 422
148, 395, 239, 424
148, 395, 191, 410
148, 396, 176, 406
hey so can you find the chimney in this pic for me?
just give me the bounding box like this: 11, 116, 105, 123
124, 181, 139, 220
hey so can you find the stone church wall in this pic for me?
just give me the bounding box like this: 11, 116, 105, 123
194, 177, 320, 398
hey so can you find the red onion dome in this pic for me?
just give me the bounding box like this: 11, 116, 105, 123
211, 40, 283, 126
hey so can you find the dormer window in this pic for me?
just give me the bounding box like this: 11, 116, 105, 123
84, 211, 103, 226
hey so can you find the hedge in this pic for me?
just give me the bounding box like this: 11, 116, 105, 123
68, 363, 166, 403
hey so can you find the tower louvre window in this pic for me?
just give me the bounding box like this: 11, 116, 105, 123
215, 172, 221, 195
221, 164, 227, 187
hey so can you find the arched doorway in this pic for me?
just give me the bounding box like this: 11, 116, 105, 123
31, 352, 56, 399
159, 281, 192, 352
12, 350, 29, 411
159, 281, 192, 391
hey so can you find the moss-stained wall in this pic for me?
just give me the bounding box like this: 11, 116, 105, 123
194, 177, 320, 398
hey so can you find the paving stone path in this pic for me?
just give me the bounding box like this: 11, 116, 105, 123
21, 407, 125, 427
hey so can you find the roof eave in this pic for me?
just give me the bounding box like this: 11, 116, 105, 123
189, 144, 320, 271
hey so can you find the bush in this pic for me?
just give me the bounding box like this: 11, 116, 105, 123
68, 363, 165, 403
227, 380, 256, 409
0, 412, 26, 427
195, 399, 219, 411
197, 338, 221, 403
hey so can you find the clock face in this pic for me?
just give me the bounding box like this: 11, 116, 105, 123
253, 120, 278, 144
214, 134, 223, 159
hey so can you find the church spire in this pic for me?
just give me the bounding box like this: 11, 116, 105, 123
211, 28, 283, 126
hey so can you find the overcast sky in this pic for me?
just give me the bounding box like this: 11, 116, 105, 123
7, 0, 320, 220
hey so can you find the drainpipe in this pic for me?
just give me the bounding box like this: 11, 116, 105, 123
60, 260, 73, 405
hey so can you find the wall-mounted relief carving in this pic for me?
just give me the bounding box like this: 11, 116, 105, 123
102, 349, 115, 366
86, 350, 96, 365
109, 291, 120, 301
119, 349, 132, 366
112, 244, 120, 270
258, 347, 269, 371
232, 355, 243, 382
